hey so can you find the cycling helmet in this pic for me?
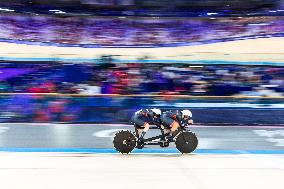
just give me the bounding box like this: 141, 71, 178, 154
151, 108, 161, 116
181, 109, 192, 118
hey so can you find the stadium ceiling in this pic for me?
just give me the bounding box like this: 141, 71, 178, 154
0, 0, 283, 17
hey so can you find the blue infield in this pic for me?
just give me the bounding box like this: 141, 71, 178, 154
0, 148, 283, 154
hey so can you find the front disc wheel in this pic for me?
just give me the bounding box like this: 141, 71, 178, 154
175, 131, 198, 154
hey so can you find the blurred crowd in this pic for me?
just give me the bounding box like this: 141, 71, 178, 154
0, 62, 283, 97
0, 15, 283, 46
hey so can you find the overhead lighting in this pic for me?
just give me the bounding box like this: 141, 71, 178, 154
0, 8, 14, 12
189, 66, 204, 68
248, 23, 269, 26
54, 11, 66, 14
49, 9, 61, 12
269, 10, 277, 13
49, 9, 66, 14
207, 12, 218, 15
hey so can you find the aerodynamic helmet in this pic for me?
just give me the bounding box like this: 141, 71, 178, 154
181, 109, 192, 118
151, 108, 161, 116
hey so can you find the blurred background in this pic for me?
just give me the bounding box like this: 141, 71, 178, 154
0, 0, 283, 125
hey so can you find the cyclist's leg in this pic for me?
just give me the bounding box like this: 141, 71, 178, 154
161, 114, 175, 138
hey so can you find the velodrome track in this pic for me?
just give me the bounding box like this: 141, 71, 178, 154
0, 123, 283, 153
1, 37, 284, 64
0, 123, 283, 189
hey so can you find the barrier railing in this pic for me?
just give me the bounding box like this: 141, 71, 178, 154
0, 93, 283, 125
0, 93, 283, 99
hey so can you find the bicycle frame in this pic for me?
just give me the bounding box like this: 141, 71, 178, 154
135, 122, 191, 145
